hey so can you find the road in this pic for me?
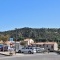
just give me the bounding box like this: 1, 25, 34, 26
0, 53, 60, 60
0, 55, 5, 57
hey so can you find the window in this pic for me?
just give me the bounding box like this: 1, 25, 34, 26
47, 45, 48, 47
36, 45, 39, 47
51, 46, 53, 48
30, 48, 32, 49
43, 44, 45, 46
39, 45, 41, 47
26, 47, 28, 49
22, 48, 24, 49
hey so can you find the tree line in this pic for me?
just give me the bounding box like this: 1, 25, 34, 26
0, 27, 60, 42
0, 27, 60, 48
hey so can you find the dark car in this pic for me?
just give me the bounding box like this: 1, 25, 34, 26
0, 44, 3, 51
56, 51, 60, 54
0, 44, 8, 51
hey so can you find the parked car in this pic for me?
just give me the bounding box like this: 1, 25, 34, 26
0, 44, 8, 51
39, 48, 46, 53
0, 44, 3, 51
18, 47, 24, 53
32, 47, 45, 53
18, 47, 36, 54
56, 51, 60, 54
36, 47, 41, 53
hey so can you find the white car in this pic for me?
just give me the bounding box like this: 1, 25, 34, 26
18, 47, 36, 54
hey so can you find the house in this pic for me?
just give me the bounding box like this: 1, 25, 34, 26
32, 42, 58, 51
24, 38, 34, 45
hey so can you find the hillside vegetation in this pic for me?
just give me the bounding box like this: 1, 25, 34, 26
0, 27, 60, 48
0, 27, 60, 42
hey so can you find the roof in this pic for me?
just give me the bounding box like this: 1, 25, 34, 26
32, 42, 57, 45
24, 39, 33, 41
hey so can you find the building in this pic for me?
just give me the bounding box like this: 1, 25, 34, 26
24, 39, 58, 51
0, 39, 58, 51
24, 38, 34, 45
32, 42, 58, 51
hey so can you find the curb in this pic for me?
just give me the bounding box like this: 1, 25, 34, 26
0, 53, 11, 56
0, 52, 24, 56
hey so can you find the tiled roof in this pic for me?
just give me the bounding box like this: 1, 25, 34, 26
32, 42, 57, 45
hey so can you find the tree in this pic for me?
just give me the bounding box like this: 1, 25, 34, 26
0, 35, 10, 51
20, 41, 26, 46
17, 36, 24, 41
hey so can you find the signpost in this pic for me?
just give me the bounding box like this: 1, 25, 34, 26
10, 38, 13, 42
9, 38, 14, 55
9, 38, 14, 44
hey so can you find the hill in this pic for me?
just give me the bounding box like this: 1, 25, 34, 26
0, 27, 60, 42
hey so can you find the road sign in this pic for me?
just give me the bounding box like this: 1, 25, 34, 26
10, 38, 13, 41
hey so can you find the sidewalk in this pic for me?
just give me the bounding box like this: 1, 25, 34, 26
0, 51, 24, 56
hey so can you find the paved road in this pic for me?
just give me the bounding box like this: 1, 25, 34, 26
0, 53, 60, 60
0, 54, 5, 57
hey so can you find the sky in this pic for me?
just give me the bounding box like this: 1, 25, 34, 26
0, 0, 60, 31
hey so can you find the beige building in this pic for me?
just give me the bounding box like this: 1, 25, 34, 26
24, 38, 34, 45
0, 39, 58, 51
32, 42, 58, 51
24, 39, 58, 51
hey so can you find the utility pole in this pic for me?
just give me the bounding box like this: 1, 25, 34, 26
15, 28, 17, 54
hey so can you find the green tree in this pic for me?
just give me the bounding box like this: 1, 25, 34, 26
0, 35, 10, 51
17, 36, 24, 41
20, 41, 26, 46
